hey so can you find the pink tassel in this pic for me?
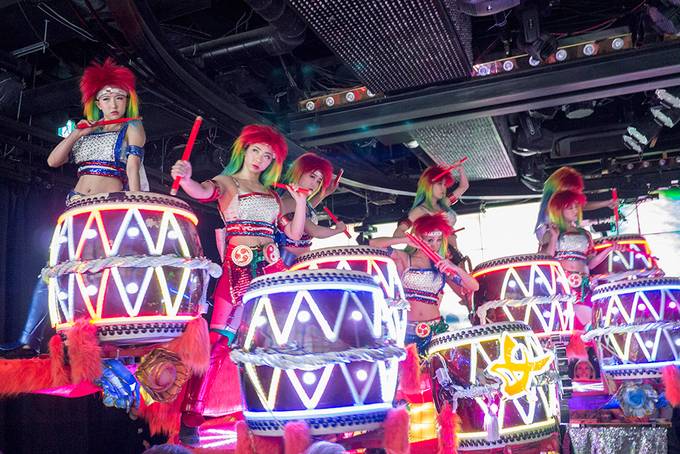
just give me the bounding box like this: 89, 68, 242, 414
284, 421, 311, 454
166, 317, 210, 375
399, 344, 422, 395
437, 403, 458, 454
566, 334, 588, 360
48, 334, 69, 387
662, 365, 680, 407
66, 319, 102, 383
384, 407, 410, 454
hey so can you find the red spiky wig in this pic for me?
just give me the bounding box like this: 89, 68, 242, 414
80, 58, 138, 121
284, 152, 334, 194
548, 189, 587, 231
413, 212, 454, 255
422, 165, 455, 188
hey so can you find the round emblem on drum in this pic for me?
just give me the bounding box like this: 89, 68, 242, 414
231, 245, 253, 267
264, 243, 280, 264
415, 322, 431, 338
568, 273, 583, 288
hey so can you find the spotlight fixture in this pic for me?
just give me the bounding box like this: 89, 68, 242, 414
516, 2, 558, 62
404, 139, 419, 149
651, 105, 680, 128
656, 88, 680, 109
622, 134, 644, 153
626, 118, 662, 146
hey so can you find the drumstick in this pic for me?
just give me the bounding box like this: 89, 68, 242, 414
273, 183, 312, 195
433, 157, 468, 182
406, 232, 446, 268
612, 188, 619, 234
323, 207, 351, 238
171, 116, 203, 196
332, 169, 344, 189
76, 117, 142, 129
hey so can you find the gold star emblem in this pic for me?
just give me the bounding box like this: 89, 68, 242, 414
486, 333, 553, 400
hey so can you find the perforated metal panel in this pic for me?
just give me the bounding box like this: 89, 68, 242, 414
412, 117, 516, 180
287, 0, 472, 92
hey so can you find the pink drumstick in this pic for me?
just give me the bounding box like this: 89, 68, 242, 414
323, 207, 351, 239
273, 183, 312, 195
171, 116, 203, 196
76, 116, 142, 129
433, 157, 468, 182
406, 232, 445, 266
612, 188, 619, 234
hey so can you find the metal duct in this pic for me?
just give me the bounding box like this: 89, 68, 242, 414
411, 117, 516, 180
286, 0, 472, 93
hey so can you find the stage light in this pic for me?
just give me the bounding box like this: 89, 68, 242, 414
656, 88, 680, 109
582, 43, 598, 56
305, 101, 315, 111
502, 60, 515, 71
622, 135, 643, 153
627, 119, 662, 146
478, 64, 491, 76
345, 92, 356, 102
325, 97, 335, 107
404, 139, 419, 149
611, 38, 625, 50
555, 49, 568, 61
651, 105, 680, 128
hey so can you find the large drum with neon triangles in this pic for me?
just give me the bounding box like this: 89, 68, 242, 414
44, 192, 215, 345
590, 234, 662, 283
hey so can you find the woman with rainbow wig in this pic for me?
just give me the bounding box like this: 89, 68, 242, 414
170, 124, 307, 445
371, 213, 478, 355
394, 164, 469, 261
278, 152, 346, 266
1, 58, 147, 359
534, 166, 616, 241
47, 57, 146, 198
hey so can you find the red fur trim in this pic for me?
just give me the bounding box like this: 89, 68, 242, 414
413, 213, 453, 238
548, 190, 586, 212
80, 57, 136, 104
399, 344, 422, 395
0, 357, 52, 396
166, 317, 210, 375
662, 365, 680, 407
139, 385, 187, 437
548, 166, 584, 192
48, 334, 70, 387
239, 124, 287, 165
437, 403, 458, 454
284, 421, 311, 454
236, 420, 255, 454
566, 334, 588, 360
253, 433, 282, 454
383, 407, 410, 454
203, 349, 243, 417
293, 153, 334, 191
66, 319, 102, 383
423, 165, 455, 188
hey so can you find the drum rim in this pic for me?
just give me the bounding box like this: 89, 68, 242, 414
246, 269, 380, 291
293, 245, 391, 263
592, 276, 680, 297
593, 233, 648, 244
473, 254, 558, 273
65, 190, 193, 211
427, 321, 533, 352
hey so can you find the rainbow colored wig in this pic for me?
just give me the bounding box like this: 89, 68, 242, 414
221, 124, 287, 188
535, 167, 584, 234
412, 165, 455, 211
412, 213, 453, 257
284, 152, 333, 199
80, 58, 139, 122
548, 189, 586, 232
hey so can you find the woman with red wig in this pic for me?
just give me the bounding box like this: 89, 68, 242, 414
393, 164, 469, 264
0, 58, 146, 358
170, 124, 307, 444
278, 152, 346, 266
371, 213, 478, 355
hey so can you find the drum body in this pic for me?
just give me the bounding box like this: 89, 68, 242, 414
591, 234, 662, 282
472, 254, 573, 338
292, 246, 408, 339
589, 278, 680, 381
46, 192, 208, 345
427, 322, 559, 451
234, 269, 404, 436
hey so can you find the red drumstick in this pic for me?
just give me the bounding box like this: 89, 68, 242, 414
332, 169, 344, 189
433, 157, 468, 182
171, 116, 203, 196
76, 117, 142, 129
323, 206, 351, 238
405, 232, 443, 265
612, 188, 619, 234
273, 183, 312, 195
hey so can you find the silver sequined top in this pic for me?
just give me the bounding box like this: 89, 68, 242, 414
221, 191, 279, 224
71, 130, 129, 164
402, 265, 445, 305
556, 230, 592, 261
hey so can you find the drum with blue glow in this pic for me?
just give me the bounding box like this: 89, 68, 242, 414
427, 322, 560, 452
232, 269, 405, 436
472, 254, 574, 339
587, 277, 680, 383
45, 192, 214, 345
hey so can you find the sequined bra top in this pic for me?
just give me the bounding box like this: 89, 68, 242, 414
70, 124, 142, 182
219, 178, 280, 240
402, 257, 446, 306
556, 229, 592, 262
283, 202, 316, 248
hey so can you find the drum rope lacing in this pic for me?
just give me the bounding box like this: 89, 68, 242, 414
476, 295, 576, 324
582, 320, 680, 341
41, 254, 223, 280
